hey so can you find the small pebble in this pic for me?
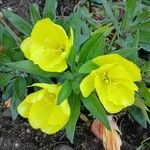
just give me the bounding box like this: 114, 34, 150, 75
26, 128, 31, 134
35, 136, 38, 140
14, 142, 19, 147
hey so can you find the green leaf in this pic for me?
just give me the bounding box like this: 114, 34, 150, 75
79, 61, 99, 74
5, 60, 60, 77
1, 27, 17, 50
135, 98, 150, 124
10, 91, 20, 120
142, 0, 150, 6
30, 3, 41, 24
135, 11, 150, 23
0, 23, 19, 44
33, 75, 52, 84
122, 0, 137, 28
79, 32, 104, 63
67, 47, 76, 72
102, 0, 121, 33
93, 0, 102, 4
43, 0, 58, 20
3, 9, 32, 36
113, 47, 139, 58
130, 30, 139, 64
139, 30, 150, 43
0, 73, 14, 87
72, 77, 82, 95
128, 105, 147, 128
140, 43, 150, 52
10, 77, 27, 120
57, 80, 72, 104
2, 82, 13, 101
94, 23, 113, 36
63, 7, 90, 51
66, 93, 81, 143
86, 36, 105, 62
132, 21, 150, 30
82, 93, 110, 130
139, 81, 150, 107
13, 77, 27, 100
0, 53, 11, 64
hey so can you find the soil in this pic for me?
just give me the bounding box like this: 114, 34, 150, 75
0, 0, 150, 150
0, 104, 150, 150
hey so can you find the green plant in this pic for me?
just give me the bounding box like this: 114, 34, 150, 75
0, 0, 150, 144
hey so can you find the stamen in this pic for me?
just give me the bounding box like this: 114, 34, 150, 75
103, 72, 111, 85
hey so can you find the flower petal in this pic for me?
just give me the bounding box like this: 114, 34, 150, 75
29, 44, 66, 71
80, 73, 95, 97
92, 54, 122, 66
31, 18, 68, 49
20, 37, 32, 59
47, 58, 68, 72
32, 83, 58, 94
28, 97, 53, 129
25, 89, 46, 103
94, 75, 124, 113
42, 99, 70, 134
17, 99, 31, 118
92, 54, 141, 81
109, 84, 135, 106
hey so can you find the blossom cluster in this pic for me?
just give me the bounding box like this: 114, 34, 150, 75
18, 18, 141, 134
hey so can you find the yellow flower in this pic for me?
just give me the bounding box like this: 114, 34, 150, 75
17, 83, 70, 134
80, 54, 141, 113
20, 18, 73, 72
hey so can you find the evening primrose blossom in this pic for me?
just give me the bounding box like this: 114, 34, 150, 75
17, 83, 70, 134
20, 18, 73, 72
80, 54, 141, 113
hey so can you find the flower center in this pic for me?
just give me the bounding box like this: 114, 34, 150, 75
103, 72, 111, 85
43, 39, 65, 53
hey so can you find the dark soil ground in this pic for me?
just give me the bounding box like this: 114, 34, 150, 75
0, 104, 150, 150
0, 0, 150, 150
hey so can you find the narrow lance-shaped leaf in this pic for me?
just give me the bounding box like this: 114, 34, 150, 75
132, 21, 150, 30
79, 61, 99, 74
139, 30, 150, 43
2, 9, 32, 36
1, 27, 17, 50
72, 77, 82, 95
128, 105, 147, 128
57, 80, 72, 104
135, 98, 150, 124
139, 81, 150, 107
67, 47, 76, 72
43, 0, 58, 20
122, 0, 137, 29
130, 30, 139, 64
82, 93, 110, 130
5, 60, 61, 77
79, 32, 104, 63
10, 77, 27, 120
102, 0, 121, 34
66, 93, 81, 143
30, 3, 41, 24
0, 73, 14, 87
